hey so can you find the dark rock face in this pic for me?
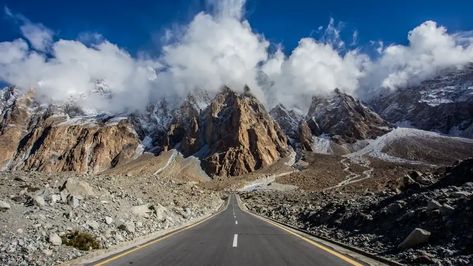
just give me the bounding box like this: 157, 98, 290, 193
269, 104, 304, 145
370, 64, 473, 138
298, 120, 314, 151
307, 89, 391, 144
269, 90, 391, 152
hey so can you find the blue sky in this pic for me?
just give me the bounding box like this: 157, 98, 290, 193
2, 0, 473, 55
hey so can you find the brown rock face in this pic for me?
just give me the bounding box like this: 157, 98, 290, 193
0, 89, 35, 169
166, 87, 289, 177
298, 120, 314, 151
201, 88, 288, 176
0, 88, 141, 173
14, 119, 140, 173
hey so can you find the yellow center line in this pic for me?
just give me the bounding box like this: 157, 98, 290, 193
94, 197, 230, 266
240, 198, 363, 266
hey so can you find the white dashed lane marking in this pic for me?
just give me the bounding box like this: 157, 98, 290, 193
232, 234, 238, 247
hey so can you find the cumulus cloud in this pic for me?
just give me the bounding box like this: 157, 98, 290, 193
4, 7, 53, 52
359, 21, 473, 98
0, 8, 159, 114
265, 19, 473, 107
2, 2, 473, 114
262, 39, 369, 109
155, 0, 269, 101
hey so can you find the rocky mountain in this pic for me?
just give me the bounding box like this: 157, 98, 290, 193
165, 87, 289, 177
269, 104, 304, 145
270, 89, 392, 154
0, 86, 289, 177
307, 89, 392, 144
0, 87, 142, 173
370, 64, 473, 138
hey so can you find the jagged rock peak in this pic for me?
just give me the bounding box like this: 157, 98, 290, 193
269, 104, 304, 143
0, 89, 142, 173
164, 87, 289, 177
370, 64, 473, 138
307, 89, 391, 143
200, 87, 289, 176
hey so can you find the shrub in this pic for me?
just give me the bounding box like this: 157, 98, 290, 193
61, 231, 100, 251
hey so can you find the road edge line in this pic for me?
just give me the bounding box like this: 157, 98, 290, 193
66, 195, 230, 266
236, 194, 402, 266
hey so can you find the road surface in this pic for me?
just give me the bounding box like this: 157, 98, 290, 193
94, 195, 363, 266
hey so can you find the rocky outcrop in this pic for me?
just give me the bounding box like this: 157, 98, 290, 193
298, 120, 314, 151
0, 88, 35, 169
269, 90, 392, 153
14, 118, 140, 173
0, 88, 141, 173
243, 158, 473, 265
370, 64, 473, 138
269, 104, 304, 145
164, 95, 203, 155
166, 87, 289, 177
0, 86, 288, 176
307, 89, 391, 144
200, 88, 288, 176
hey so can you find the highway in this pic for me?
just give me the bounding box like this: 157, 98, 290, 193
93, 195, 363, 266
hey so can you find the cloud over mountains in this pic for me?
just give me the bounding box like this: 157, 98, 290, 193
1, 0, 473, 113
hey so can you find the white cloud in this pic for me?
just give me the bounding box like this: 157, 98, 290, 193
2, 4, 473, 114
19, 23, 53, 52
0, 37, 159, 114
4, 7, 53, 52
262, 38, 369, 109
206, 0, 246, 20
155, 0, 269, 101
359, 21, 473, 98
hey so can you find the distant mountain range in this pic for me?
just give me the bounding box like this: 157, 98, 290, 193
1, 65, 472, 176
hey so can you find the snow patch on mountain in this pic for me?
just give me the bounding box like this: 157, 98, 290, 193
312, 135, 332, 154
347, 127, 473, 165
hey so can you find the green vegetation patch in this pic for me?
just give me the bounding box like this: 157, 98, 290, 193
61, 231, 101, 251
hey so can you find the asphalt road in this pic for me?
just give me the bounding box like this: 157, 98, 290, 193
94, 195, 362, 266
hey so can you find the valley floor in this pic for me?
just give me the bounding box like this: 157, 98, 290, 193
241, 159, 473, 265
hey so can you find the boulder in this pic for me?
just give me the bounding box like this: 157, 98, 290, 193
67, 195, 80, 208
151, 204, 168, 221
48, 233, 62, 246
440, 204, 455, 215
60, 190, 69, 202
131, 204, 152, 217
104, 217, 114, 225
0, 200, 11, 211
118, 222, 135, 233
399, 175, 421, 191
61, 178, 96, 198
427, 199, 442, 210
453, 191, 471, 198
33, 196, 46, 207
398, 228, 431, 249
86, 220, 100, 230
50, 194, 61, 205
